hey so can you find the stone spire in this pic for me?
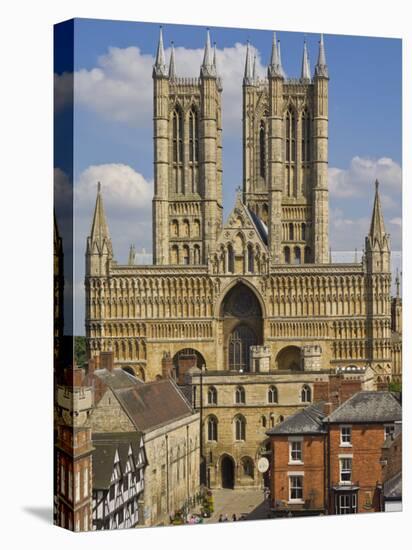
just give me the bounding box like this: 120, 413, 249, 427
128, 244, 136, 266
277, 39, 285, 78
201, 29, 216, 77
252, 54, 257, 80
244, 41, 253, 84
213, 42, 218, 74
169, 41, 176, 79
315, 33, 328, 78
301, 40, 311, 80
89, 182, 113, 255
368, 179, 387, 244
268, 32, 283, 78
153, 26, 168, 77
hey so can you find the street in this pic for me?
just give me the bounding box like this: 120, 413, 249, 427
204, 489, 271, 524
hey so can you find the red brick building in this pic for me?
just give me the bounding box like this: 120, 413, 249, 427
267, 391, 401, 517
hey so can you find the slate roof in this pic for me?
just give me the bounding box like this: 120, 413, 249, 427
324, 391, 402, 423
266, 402, 327, 435
384, 471, 402, 500
92, 432, 142, 490
93, 367, 143, 391
248, 208, 269, 245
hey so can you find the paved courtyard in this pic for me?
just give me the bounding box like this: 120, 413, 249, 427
205, 489, 271, 524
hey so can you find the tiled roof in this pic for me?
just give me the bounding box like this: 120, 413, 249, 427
92, 432, 142, 490
384, 471, 402, 500
266, 402, 327, 435
324, 391, 402, 423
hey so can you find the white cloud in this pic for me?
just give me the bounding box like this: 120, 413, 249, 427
75, 163, 153, 214
328, 156, 402, 200
69, 42, 262, 135
54, 72, 73, 113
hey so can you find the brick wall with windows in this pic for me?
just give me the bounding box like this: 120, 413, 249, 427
270, 435, 326, 514
328, 423, 387, 513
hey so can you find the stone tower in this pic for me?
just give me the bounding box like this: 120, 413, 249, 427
243, 34, 330, 265
152, 28, 223, 265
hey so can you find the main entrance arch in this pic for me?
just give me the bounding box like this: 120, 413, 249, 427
221, 454, 235, 489
276, 346, 302, 370
221, 283, 263, 371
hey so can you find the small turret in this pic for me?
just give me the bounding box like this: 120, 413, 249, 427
365, 180, 390, 273
268, 32, 283, 78
200, 29, 216, 78
301, 40, 311, 80
153, 26, 168, 77
86, 182, 113, 276
314, 34, 328, 78
168, 41, 176, 80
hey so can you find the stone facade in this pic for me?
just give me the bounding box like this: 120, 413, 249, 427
84, 30, 401, 489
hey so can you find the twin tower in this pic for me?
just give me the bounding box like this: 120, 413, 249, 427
153, 29, 330, 267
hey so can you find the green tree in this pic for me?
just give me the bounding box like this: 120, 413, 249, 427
74, 336, 87, 367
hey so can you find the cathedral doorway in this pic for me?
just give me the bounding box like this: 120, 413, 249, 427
221, 283, 263, 371
275, 346, 302, 370
221, 455, 235, 489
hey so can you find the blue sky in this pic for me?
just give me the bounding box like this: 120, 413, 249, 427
54, 18, 402, 334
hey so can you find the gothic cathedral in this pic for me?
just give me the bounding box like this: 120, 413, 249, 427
85, 30, 401, 488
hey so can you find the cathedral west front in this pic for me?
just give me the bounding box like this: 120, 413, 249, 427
85, 29, 402, 489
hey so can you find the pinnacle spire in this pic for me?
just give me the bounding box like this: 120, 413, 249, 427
268, 32, 283, 78
153, 26, 168, 77
301, 40, 311, 80
89, 182, 112, 255
244, 41, 253, 84
315, 33, 328, 78
213, 42, 218, 73
368, 179, 387, 243
169, 41, 176, 79
277, 39, 285, 78
201, 29, 216, 77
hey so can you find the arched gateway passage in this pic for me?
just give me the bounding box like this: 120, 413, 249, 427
221, 455, 235, 489
221, 283, 263, 371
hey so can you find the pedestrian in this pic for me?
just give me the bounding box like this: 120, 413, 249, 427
218, 514, 223, 523
232, 513, 237, 521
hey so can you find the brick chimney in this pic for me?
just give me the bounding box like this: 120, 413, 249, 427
65, 364, 85, 387
161, 351, 173, 379
100, 351, 114, 372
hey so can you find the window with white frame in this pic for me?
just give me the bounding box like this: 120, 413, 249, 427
384, 424, 395, 440
289, 440, 303, 463
208, 386, 217, 405
289, 475, 304, 501
340, 457, 352, 484
336, 493, 357, 514
268, 385, 278, 404
301, 385, 311, 403
235, 386, 246, 404
340, 425, 352, 446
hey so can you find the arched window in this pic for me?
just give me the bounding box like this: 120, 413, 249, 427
261, 203, 268, 223
242, 457, 254, 478
182, 245, 190, 265
278, 415, 284, 423
301, 385, 311, 403
284, 246, 291, 264
172, 109, 184, 193
193, 219, 201, 237
259, 120, 266, 178
270, 414, 275, 428
171, 245, 179, 265
235, 386, 246, 404
247, 244, 254, 273
171, 219, 179, 237
207, 416, 218, 441
285, 109, 296, 163
261, 416, 267, 428
301, 108, 310, 162
294, 246, 301, 265
301, 223, 306, 241
182, 219, 190, 237
234, 415, 246, 441
227, 244, 235, 273
289, 223, 294, 241
229, 326, 256, 371
268, 385, 278, 404
304, 246, 311, 264
207, 386, 217, 405
189, 107, 199, 193
193, 245, 200, 265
